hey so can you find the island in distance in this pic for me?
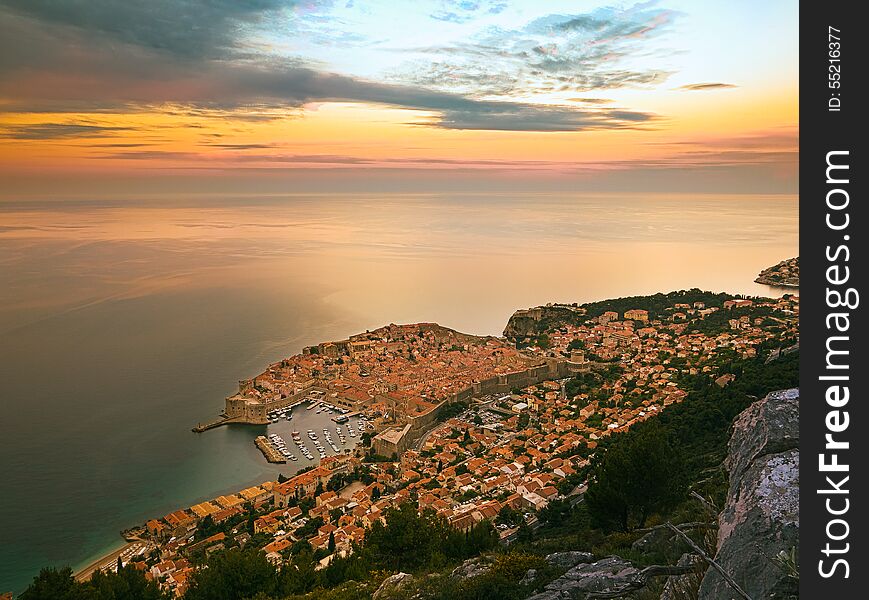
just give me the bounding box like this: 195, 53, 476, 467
755, 257, 799, 287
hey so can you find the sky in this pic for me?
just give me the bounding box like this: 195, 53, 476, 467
0, 0, 798, 196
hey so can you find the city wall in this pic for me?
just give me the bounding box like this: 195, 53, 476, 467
372, 357, 572, 456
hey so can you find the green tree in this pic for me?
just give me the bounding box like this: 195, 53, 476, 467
195, 514, 218, 540
567, 338, 585, 350
585, 423, 687, 531
295, 515, 325, 539
185, 547, 277, 600
20, 567, 89, 600
496, 506, 522, 528
363, 503, 463, 572
88, 566, 169, 600
278, 550, 317, 595
515, 520, 533, 545
538, 498, 572, 527
290, 539, 312, 555
328, 531, 336, 553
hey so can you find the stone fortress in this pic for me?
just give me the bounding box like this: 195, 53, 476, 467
214, 322, 599, 451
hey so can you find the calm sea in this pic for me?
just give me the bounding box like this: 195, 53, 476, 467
0, 193, 797, 593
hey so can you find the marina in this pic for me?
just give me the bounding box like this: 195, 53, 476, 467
258, 400, 368, 469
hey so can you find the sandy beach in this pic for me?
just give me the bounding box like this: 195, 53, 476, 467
74, 542, 145, 582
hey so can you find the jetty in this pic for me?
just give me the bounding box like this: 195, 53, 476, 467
332, 410, 362, 423
192, 416, 241, 433
255, 436, 286, 463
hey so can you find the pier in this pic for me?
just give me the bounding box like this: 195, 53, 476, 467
191, 416, 241, 433
331, 410, 364, 423
255, 436, 286, 463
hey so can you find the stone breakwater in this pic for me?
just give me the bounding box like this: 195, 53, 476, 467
255, 436, 286, 464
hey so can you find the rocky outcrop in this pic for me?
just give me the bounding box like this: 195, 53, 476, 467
526, 555, 637, 600
545, 551, 594, 570
503, 305, 587, 339
373, 572, 413, 600
698, 388, 799, 600
450, 556, 492, 579
659, 553, 704, 600
631, 526, 673, 554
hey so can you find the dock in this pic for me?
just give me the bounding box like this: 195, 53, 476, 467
192, 416, 240, 433
331, 410, 362, 422
255, 436, 286, 463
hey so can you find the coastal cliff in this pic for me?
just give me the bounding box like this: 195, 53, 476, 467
698, 388, 799, 600
755, 257, 799, 287
503, 305, 587, 338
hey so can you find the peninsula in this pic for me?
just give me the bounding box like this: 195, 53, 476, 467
755, 256, 799, 287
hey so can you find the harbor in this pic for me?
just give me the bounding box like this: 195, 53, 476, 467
259, 400, 372, 467
195, 391, 372, 469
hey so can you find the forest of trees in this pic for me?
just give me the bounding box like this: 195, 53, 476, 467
585, 350, 799, 530
20, 565, 169, 600
580, 289, 737, 321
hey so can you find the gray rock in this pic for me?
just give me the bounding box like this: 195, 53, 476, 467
698, 389, 800, 600
725, 388, 799, 485
372, 572, 413, 600
450, 556, 492, 579
631, 526, 673, 554
527, 556, 638, 599
545, 551, 594, 569
520, 568, 538, 586
659, 553, 703, 600
524, 592, 562, 600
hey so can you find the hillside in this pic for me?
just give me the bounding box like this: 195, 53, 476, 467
504, 290, 740, 339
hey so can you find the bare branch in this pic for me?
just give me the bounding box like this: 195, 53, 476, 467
690, 490, 719, 514
634, 521, 713, 534
665, 522, 753, 600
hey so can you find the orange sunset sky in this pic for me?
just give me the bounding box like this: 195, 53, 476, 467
0, 0, 797, 196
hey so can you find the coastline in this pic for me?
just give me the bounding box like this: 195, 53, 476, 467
25, 281, 799, 592
754, 276, 799, 288
72, 539, 131, 582
69, 412, 353, 584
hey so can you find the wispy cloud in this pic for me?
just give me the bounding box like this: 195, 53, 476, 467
0, 0, 663, 132
569, 98, 616, 104
431, 0, 508, 24
392, 4, 677, 97
677, 82, 737, 91
0, 122, 134, 139
85, 129, 794, 174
